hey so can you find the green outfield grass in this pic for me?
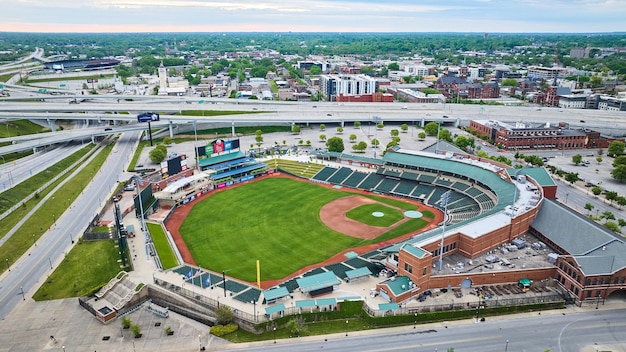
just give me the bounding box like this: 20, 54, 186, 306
178, 177, 430, 282
346, 204, 403, 227
147, 222, 178, 269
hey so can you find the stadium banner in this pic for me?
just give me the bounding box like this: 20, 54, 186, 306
209, 138, 240, 154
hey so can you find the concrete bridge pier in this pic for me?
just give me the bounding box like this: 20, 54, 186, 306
46, 118, 56, 132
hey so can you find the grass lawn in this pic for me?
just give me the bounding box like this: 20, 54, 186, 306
147, 222, 178, 269
33, 239, 124, 300
346, 204, 403, 227
178, 178, 429, 282
0, 144, 112, 275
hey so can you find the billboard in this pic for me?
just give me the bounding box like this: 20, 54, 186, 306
161, 154, 188, 179
209, 138, 240, 154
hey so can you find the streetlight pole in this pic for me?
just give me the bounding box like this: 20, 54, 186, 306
596, 294, 601, 309
505, 339, 509, 352
198, 334, 202, 351
252, 300, 256, 322
6, 258, 10, 272
413, 313, 417, 329
273, 327, 277, 344
222, 270, 227, 298
345, 320, 348, 336
49, 257, 53, 270
20, 286, 25, 300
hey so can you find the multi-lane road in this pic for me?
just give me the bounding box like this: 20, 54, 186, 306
0, 131, 139, 320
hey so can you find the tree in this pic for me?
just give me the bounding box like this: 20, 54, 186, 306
390, 129, 399, 137
354, 121, 361, 128
424, 121, 440, 136
149, 144, 167, 163
418, 132, 426, 140
439, 129, 452, 142
596, 156, 603, 164
336, 126, 344, 134
215, 305, 234, 325
572, 154, 582, 165
163, 137, 173, 145
376, 123, 384, 129
611, 164, 626, 182
319, 134, 326, 142
591, 186, 602, 196
309, 65, 322, 75
326, 137, 344, 152
617, 196, 626, 209
601, 211, 615, 223
320, 124, 326, 131
353, 141, 368, 152
400, 124, 408, 133
613, 155, 626, 167
501, 78, 518, 87
618, 218, 626, 228
584, 203, 594, 216
255, 135, 264, 144
349, 134, 357, 143
605, 191, 618, 205
608, 141, 625, 157
388, 62, 400, 71
121, 317, 132, 329
292, 125, 301, 134
564, 172, 579, 185
131, 323, 142, 337
605, 221, 620, 233
454, 135, 473, 151
371, 138, 380, 148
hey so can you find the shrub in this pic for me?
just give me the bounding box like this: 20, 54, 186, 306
121, 316, 132, 329
210, 323, 238, 337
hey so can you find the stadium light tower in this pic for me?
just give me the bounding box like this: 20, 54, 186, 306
438, 190, 451, 272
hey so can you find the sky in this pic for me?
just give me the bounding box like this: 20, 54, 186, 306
2, 0, 626, 33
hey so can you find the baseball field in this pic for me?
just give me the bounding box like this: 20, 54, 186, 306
175, 176, 438, 283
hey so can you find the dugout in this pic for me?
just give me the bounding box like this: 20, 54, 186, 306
296, 271, 341, 297
263, 286, 290, 305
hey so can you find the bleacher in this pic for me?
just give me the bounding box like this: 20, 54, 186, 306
393, 182, 416, 196
411, 184, 435, 199
428, 188, 448, 205
433, 178, 453, 187
323, 263, 353, 280
359, 173, 385, 190
451, 182, 471, 192
465, 187, 484, 198
342, 171, 368, 188
327, 167, 354, 184
344, 257, 385, 276
376, 178, 400, 193
401, 171, 420, 181
279, 278, 300, 293
378, 168, 401, 178
312, 166, 338, 182
418, 174, 436, 183
302, 267, 326, 277
215, 280, 249, 294
233, 288, 262, 304
271, 159, 325, 179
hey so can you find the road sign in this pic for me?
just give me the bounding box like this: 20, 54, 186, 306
59, 83, 66, 88
198, 100, 205, 104
0, 84, 4, 89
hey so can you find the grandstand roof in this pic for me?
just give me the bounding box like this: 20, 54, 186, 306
198, 151, 245, 168
345, 267, 372, 280
264, 304, 285, 315
210, 163, 266, 180
422, 141, 466, 155
161, 173, 210, 193
263, 286, 290, 302
382, 150, 515, 213
296, 271, 341, 293
322, 151, 384, 165
508, 167, 555, 187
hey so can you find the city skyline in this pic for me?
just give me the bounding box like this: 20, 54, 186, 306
2, 0, 625, 34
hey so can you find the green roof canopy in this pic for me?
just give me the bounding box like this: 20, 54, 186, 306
263, 286, 290, 303
264, 304, 285, 315
345, 267, 372, 280
296, 271, 340, 293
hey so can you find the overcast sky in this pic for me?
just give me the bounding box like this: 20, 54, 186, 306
2, 0, 625, 33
